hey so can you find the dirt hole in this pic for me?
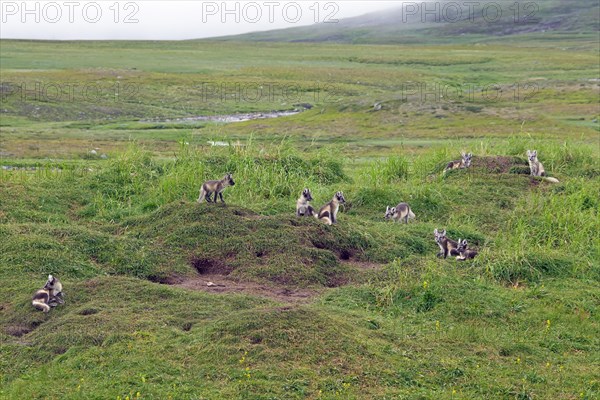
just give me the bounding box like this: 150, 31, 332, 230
182, 322, 193, 332
311, 239, 326, 250
5, 325, 32, 337
339, 249, 354, 260
249, 334, 263, 344
79, 308, 99, 316
191, 257, 233, 276
148, 274, 184, 285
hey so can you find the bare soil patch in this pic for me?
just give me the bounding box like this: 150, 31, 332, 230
475, 156, 526, 174
5, 324, 32, 337
174, 274, 320, 304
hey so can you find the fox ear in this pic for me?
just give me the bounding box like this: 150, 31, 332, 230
463, 239, 468, 245
442, 230, 446, 236
386, 206, 389, 212
434, 229, 438, 234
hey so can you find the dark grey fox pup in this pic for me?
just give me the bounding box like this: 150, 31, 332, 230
198, 173, 235, 203
317, 191, 346, 225
384, 203, 416, 223
444, 152, 472, 173
296, 188, 316, 217
456, 239, 478, 261
32, 275, 64, 312
434, 229, 460, 259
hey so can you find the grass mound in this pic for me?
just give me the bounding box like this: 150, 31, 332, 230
475, 155, 528, 174
124, 202, 370, 287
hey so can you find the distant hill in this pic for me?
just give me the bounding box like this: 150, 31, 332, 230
208, 0, 599, 44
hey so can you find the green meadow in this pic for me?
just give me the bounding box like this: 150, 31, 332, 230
0, 30, 599, 400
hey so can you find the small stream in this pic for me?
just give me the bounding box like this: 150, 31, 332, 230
142, 109, 305, 124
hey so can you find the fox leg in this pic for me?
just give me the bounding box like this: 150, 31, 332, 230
320, 211, 332, 225
53, 292, 65, 304
436, 244, 445, 258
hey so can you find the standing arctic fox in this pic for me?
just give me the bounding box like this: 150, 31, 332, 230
456, 239, 478, 261
317, 191, 346, 225
384, 203, 416, 224
296, 188, 316, 217
527, 150, 559, 183
445, 152, 472, 173
197, 173, 235, 203
32, 275, 64, 312
434, 229, 460, 259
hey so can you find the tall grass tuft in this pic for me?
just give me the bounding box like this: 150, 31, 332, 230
480, 178, 600, 281
84, 141, 348, 218
360, 156, 409, 185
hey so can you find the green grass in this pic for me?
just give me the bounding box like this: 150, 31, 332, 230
1, 139, 599, 399
1, 37, 598, 159
1, 33, 599, 399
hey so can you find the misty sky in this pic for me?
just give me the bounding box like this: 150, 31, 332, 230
0, 1, 399, 40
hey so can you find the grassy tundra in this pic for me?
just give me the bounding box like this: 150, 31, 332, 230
1, 33, 599, 399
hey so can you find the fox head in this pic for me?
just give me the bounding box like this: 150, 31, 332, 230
335, 191, 346, 204
302, 188, 313, 201
462, 152, 473, 168
43, 274, 60, 290
457, 239, 468, 252
223, 173, 235, 186
434, 229, 447, 243
385, 206, 397, 220
527, 150, 538, 162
